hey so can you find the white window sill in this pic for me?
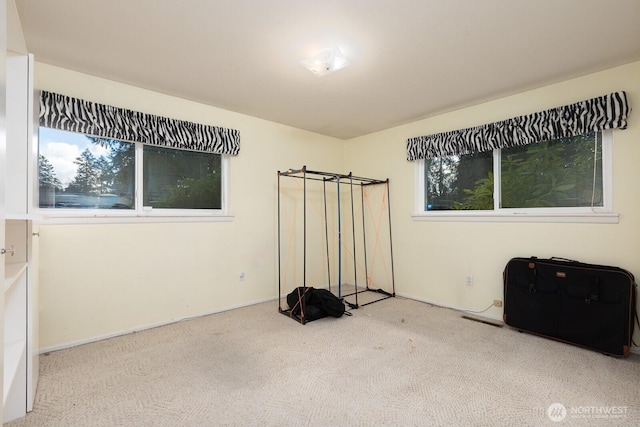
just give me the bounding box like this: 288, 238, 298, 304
412, 212, 619, 224
36, 212, 235, 225
5, 213, 44, 221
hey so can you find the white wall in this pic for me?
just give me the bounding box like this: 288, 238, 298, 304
35, 63, 345, 350
345, 61, 640, 333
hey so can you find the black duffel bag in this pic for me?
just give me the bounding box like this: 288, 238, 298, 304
287, 287, 345, 321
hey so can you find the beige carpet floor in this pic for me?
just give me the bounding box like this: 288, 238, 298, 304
6, 295, 640, 426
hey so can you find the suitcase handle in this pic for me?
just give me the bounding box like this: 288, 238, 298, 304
550, 257, 576, 263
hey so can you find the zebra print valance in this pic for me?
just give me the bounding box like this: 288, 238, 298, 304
407, 91, 629, 161
39, 91, 240, 155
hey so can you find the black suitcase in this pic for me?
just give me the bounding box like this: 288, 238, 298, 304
503, 257, 637, 356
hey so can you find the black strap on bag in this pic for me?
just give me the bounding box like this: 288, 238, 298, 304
527, 257, 537, 293
633, 310, 640, 347
586, 276, 600, 304
632, 283, 639, 346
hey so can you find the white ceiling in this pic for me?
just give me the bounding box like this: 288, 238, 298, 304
13, 0, 640, 140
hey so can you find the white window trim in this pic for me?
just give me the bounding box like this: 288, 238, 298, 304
413, 130, 618, 224
34, 142, 233, 224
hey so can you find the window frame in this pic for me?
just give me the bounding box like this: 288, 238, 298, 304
34, 128, 233, 224
413, 130, 617, 224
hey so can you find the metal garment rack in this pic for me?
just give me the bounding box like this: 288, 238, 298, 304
277, 166, 396, 324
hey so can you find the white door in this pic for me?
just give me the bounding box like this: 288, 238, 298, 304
0, 0, 9, 421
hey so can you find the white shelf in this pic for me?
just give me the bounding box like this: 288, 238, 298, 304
4, 262, 27, 293
2, 51, 37, 423
3, 340, 26, 405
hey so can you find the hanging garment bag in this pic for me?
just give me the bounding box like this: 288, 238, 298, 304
503, 257, 637, 356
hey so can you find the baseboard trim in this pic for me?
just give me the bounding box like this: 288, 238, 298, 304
39, 296, 277, 354
395, 292, 504, 323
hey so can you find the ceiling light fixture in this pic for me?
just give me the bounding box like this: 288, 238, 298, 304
301, 46, 350, 77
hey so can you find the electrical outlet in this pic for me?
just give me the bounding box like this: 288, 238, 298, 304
493, 299, 503, 307
465, 275, 473, 286
238, 272, 245, 282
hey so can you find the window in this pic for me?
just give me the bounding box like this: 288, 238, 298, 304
425, 150, 493, 211
420, 130, 611, 215
143, 145, 222, 209
38, 127, 224, 214
410, 92, 627, 222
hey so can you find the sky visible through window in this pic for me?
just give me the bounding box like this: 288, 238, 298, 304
39, 127, 111, 188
